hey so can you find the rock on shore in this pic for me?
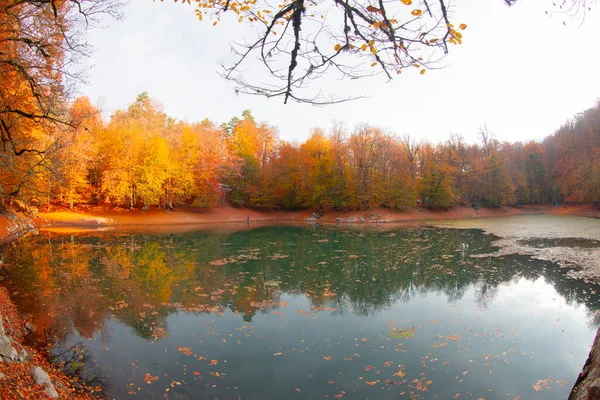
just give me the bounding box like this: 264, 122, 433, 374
569, 327, 600, 399
0, 287, 100, 399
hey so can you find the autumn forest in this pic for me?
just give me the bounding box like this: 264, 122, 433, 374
2, 90, 600, 212
2, 1, 599, 213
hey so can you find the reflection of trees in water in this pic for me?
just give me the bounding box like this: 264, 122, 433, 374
51, 342, 109, 392
586, 309, 600, 329
2, 225, 600, 346
472, 280, 499, 310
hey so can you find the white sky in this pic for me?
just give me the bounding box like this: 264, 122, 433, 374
82, 0, 600, 144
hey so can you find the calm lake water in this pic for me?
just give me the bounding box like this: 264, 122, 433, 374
1, 223, 599, 399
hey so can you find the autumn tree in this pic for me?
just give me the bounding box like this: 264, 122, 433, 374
97, 93, 169, 208
418, 143, 455, 209
55, 97, 103, 208
298, 129, 334, 208
475, 125, 515, 207
553, 102, 600, 203
328, 122, 354, 210
187, 121, 234, 208
445, 133, 474, 205
384, 137, 415, 208
269, 142, 303, 208
506, 142, 549, 204
0, 0, 120, 206
223, 111, 278, 208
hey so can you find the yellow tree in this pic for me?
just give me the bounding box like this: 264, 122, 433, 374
162, 122, 197, 208
299, 129, 334, 208
190, 121, 234, 208
225, 114, 260, 206
137, 135, 170, 208
98, 120, 143, 208
98, 93, 169, 208
223, 111, 278, 207
55, 97, 103, 208
250, 123, 279, 208
270, 142, 303, 208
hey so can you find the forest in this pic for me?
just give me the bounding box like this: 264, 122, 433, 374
2, 91, 600, 212
1, 0, 599, 213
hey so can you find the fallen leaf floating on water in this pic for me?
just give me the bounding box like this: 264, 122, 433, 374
532, 377, 552, 391
144, 373, 159, 384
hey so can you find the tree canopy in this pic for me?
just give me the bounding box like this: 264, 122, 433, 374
0, 0, 120, 200
1, 0, 598, 211
4, 91, 599, 211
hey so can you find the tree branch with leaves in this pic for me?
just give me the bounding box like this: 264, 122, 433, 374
163, 0, 467, 104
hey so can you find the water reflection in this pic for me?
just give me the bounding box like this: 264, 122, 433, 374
2, 226, 599, 341
0, 224, 598, 399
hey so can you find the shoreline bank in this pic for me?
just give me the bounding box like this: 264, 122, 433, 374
34, 203, 600, 228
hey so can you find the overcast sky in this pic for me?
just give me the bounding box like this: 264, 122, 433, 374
82, 0, 600, 144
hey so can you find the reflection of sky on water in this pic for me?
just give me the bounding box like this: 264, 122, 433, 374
1, 224, 599, 399
67, 277, 593, 400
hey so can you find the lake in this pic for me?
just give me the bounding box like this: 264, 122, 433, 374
1, 220, 598, 399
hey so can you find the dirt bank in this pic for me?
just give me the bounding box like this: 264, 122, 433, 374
0, 209, 35, 245
36, 203, 600, 228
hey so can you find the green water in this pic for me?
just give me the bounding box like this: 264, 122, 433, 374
1, 223, 598, 399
